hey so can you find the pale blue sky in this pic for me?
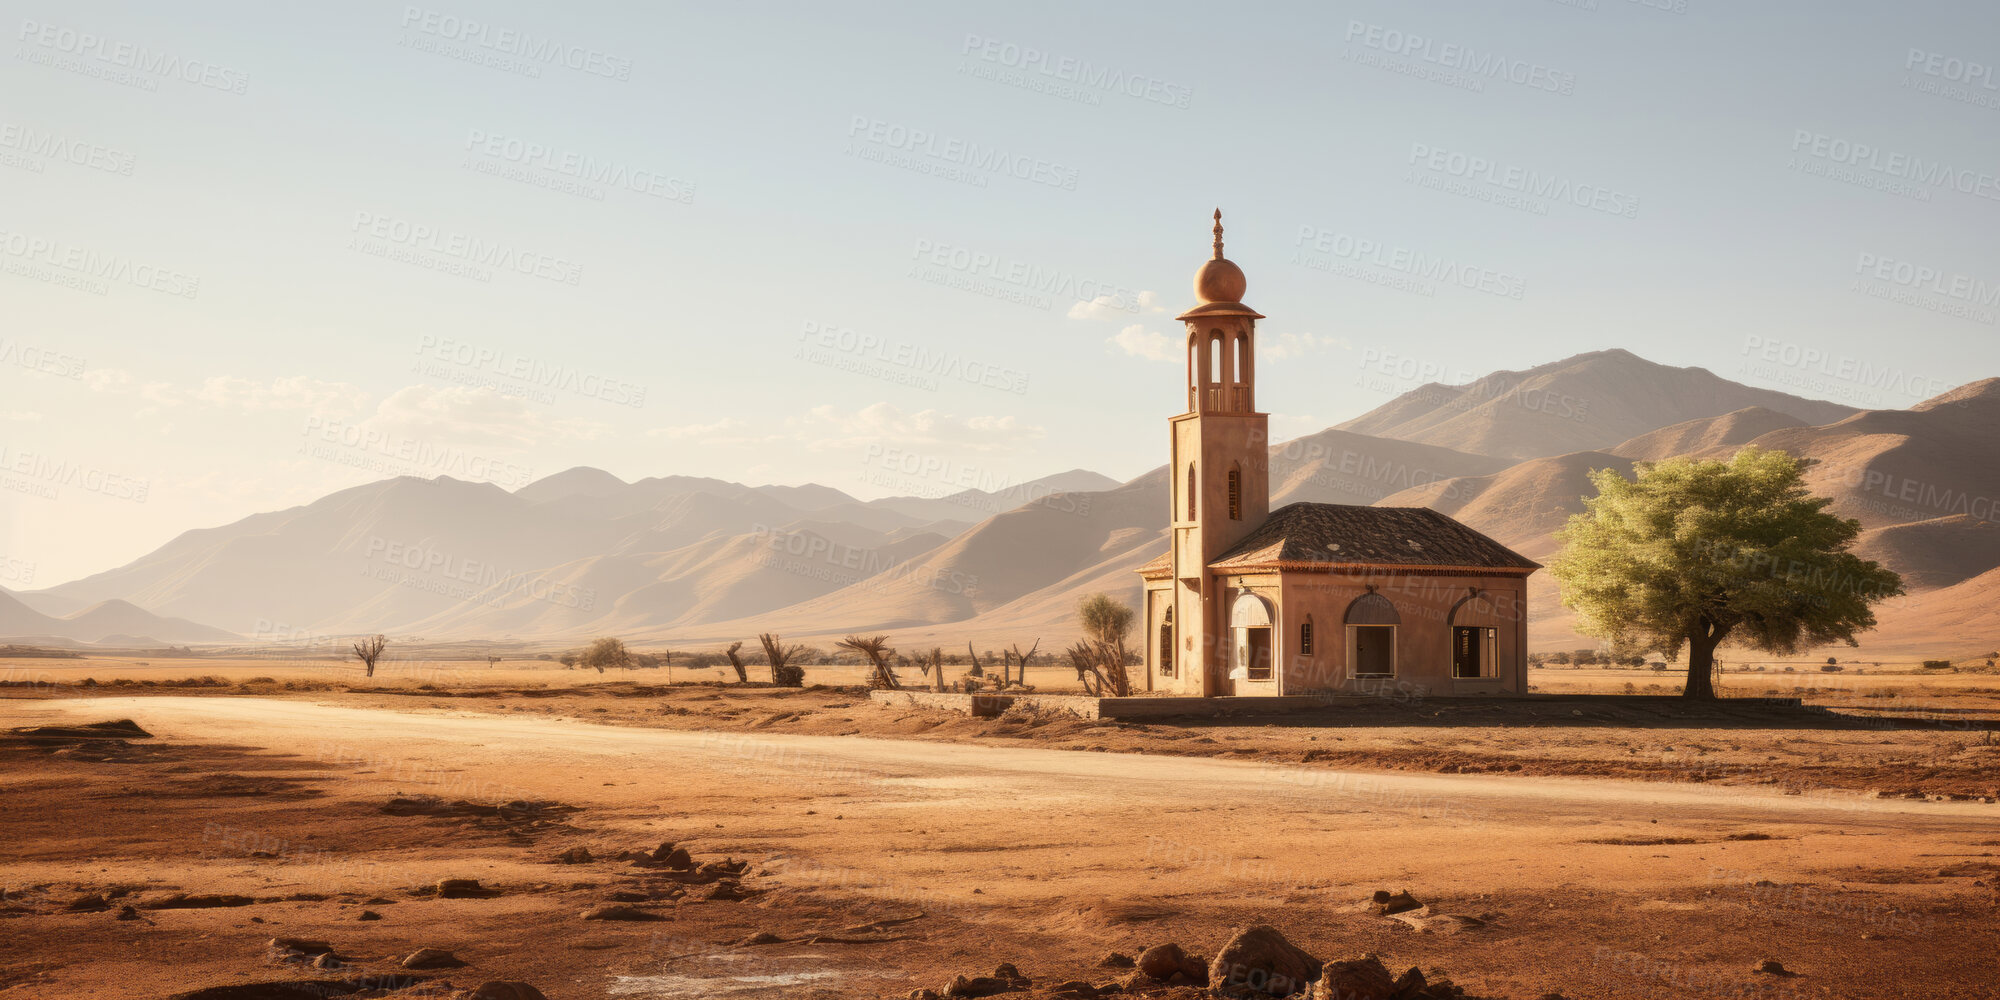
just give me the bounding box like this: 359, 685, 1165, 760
3, 0, 1996, 585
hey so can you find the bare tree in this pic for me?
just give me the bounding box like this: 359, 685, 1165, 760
351, 634, 387, 678
838, 634, 899, 690
759, 633, 805, 687
1001, 639, 1039, 688
915, 646, 946, 692
486, 655, 501, 668
724, 641, 749, 683
966, 641, 985, 678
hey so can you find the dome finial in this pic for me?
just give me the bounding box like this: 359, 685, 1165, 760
1211, 208, 1224, 260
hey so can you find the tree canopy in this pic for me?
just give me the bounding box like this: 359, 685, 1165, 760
1550, 447, 1903, 698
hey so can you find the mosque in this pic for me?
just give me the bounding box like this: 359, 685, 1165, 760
1137, 213, 1539, 697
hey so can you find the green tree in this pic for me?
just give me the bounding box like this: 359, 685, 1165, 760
1069, 593, 1133, 697
1551, 448, 1903, 699
1078, 592, 1135, 646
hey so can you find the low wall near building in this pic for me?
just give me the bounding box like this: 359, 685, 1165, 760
868, 689, 1805, 720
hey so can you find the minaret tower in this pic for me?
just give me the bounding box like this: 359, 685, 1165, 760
1166, 210, 1270, 695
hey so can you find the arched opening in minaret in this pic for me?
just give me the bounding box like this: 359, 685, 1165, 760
1232, 334, 1245, 383
1185, 463, 1197, 520
1227, 463, 1242, 520
1159, 606, 1174, 677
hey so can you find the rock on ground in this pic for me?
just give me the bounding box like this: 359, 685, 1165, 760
1209, 925, 1323, 998
402, 947, 464, 969
579, 903, 666, 921
1308, 956, 1399, 1000
1137, 942, 1208, 984
470, 984, 549, 1000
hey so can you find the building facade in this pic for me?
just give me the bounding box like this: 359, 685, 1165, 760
1138, 213, 1539, 698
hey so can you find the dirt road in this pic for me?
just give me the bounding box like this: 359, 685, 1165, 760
5, 696, 1994, 999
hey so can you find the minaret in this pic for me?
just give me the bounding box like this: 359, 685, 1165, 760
1166, 210, 1270, 695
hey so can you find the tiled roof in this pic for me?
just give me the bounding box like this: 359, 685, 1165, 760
1139, 502, 1539, 575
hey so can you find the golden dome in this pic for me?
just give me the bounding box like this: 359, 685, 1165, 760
1176, 208, 1264, 321
1194, 256, 1246, 304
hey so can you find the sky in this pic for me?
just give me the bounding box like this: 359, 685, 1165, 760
3, 0, 1998, 587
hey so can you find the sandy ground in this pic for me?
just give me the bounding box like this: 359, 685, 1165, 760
2, 685, 1996, 1000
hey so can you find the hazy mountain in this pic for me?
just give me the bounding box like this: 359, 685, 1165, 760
0, 589, 234, 644
865, 469, 1122, 524
24, 353, 1993, 660
1338, 349, 1858, 459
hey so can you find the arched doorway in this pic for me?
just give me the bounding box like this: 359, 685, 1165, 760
1227, 592, 1275, 695
1344, 592, 1400, 680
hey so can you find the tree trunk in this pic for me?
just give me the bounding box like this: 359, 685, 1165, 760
1684, 624, 1721, 699
366, 660, 375, 678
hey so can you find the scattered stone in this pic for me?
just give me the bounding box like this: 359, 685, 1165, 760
580, 903, 666, 921
470, 984, 549, 1000
940, 973, 1018, 997
115, 905, 139, 920
1046, 982, 1113, 999
435, 877, 489, 898
266, 937, 333, 956
704, 881, 753, 901
310, 953, 344, 971
403, 947, 465, 969
1388, 911, 1485, 935
1209, 924, 1322, 997
65, 893, 108, 912
661, 847, 694, 870
1137, 942, 1207, 984
992, 964, 1030, 988
1097, 952, 1135, 968
909, 990, 942, 1000
1366, 890, 1423, 916
1754, 959, 1794, 976
1308, 956, 1399, 1000
358, 910, 382, 921
139, 893, 254, 910
606, 890, 650, 902
1393, 967, 1427, 997
554, 846, 593, 865
737, 931, 784, 946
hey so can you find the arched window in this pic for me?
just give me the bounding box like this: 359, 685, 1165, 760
1233, 334, 1246, 383
1299, 616, 1314, 656
1227, 463, 1242, 520
1185, 463, 1197, 521
1159, 606, 1174, 676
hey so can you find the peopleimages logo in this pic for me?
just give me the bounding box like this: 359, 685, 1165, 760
1343, 21, 1576, 95
1407, 143, 1640, 219
1789, 130, 2000, 201
958, 34, 1192, 109
398, 7, 632, 80
1854, 252, 2000, 307
847, 117, 1080, 191
15, 19, 250, 94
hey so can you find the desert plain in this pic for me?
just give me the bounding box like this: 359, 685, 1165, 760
3, 656, 1996, 1000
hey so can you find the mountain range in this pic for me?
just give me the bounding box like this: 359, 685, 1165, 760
13, 349, 1997, 658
